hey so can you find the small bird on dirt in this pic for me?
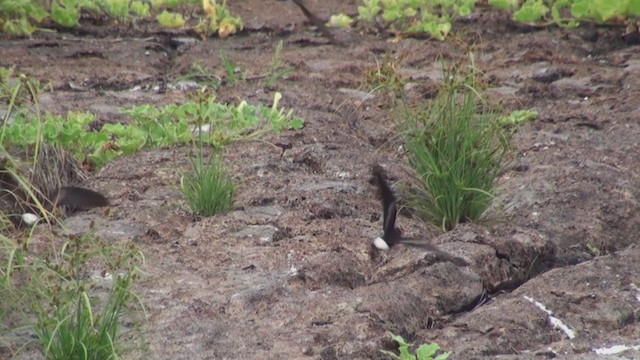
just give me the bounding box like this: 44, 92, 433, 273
19, 186, 109, 226
1, 146, 110, 227
371, 165, 468, 265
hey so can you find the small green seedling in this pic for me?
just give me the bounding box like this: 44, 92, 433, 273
263, 40, 294, 88
176, 62, 222, 89
381, 333, 450, 360
220, 51, 244, 84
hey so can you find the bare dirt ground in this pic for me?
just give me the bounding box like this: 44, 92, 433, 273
2, 1, 640, 359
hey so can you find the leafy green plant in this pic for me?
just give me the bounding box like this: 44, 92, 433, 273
2, 87, 303, 169
35, 274, 137, 360
490, 0, 640, 27
0, 0, 47, 35
157, 9, 185, 28
381, 333, 450, 360
356, 0, 476, 40
498, 109, 538, 126
0, 0, 241, 36
327, 13, 354, 28
353, 0, 640, 39
197, 0, 243, 38
403, 62, 508, 231
262, 40, 294, 88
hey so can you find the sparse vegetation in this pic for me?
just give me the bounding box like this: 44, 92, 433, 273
1, 67, 303, 169
364, 52, 407, 98
196, 0, 243, 38
381, 333, 450, 360
181, 89, 234, 216
220, 50, 244, 84
262, 40, 294, 88
341, 0, 640, 40
356, 0, 476, 40
0, 0, 242, 36
176, 62, 222, 89
402, 59, 509, 231
1, 230, 146, 359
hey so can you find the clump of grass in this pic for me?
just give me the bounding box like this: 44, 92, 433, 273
181, 152, 234, 216
34, 272, 137, 360
1, 231, 146, 359
403, 60, 508, 231
181, 89, 235, 216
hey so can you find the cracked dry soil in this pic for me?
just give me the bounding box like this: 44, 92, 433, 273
2, 1, 640, 359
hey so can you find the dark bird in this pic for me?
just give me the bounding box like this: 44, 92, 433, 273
56, 186, 109, 210
1, 167, 109, 226
372, 164, 402, 250
18, 186, 109, 226
371, 165, 468, 265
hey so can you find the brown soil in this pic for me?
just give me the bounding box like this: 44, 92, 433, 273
2, 1, 640, 359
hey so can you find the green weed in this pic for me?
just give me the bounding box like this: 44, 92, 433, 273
0, 0, 241, 36
220, 51, 244, 84
403, 61, 508, 231
351, 0, 640, 40
176, 62, 222, 89
262, 40, 294, 88
181, 90, 234, 216
197, 0, 243, 38
2, 86, 303, 169
381, 333, 450, 360
365, 52, 407, 97
356, 0, 475, 40
490, 0, 639, 27
181, 152, 234, 216
1, 231, 146, 359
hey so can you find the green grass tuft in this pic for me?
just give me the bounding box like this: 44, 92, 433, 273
181, 89, 235, 216
181, 152, 234, 216
403, 62, 508, 231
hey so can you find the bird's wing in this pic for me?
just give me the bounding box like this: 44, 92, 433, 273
372, 165, 400, 245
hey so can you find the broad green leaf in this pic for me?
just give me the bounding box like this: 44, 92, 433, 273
570, 0, 590, 18
51, 0, 80, 28
629, 0, 640, 16
358, 0, 381, 21
27, 4, 49, 23
104, 0, 129, 20
457, 5, 472, 16
434, 352, 451, 360
327, 13, 353, 28
592, 0, 627, 21
513, 0, 548, 23
488, 0, 518, 10
290, 117, 304, 130
415, 343, 438, 358
130, 1, 151, 17
157, 10, 185, 28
